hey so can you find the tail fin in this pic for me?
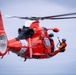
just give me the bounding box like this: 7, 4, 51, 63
0, 11, 8, 58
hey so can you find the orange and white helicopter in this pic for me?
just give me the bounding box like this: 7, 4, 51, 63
0, 12, 76, 61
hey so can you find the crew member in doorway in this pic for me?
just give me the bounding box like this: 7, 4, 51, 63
49, 37, 67, 57
49, 33, 55, 53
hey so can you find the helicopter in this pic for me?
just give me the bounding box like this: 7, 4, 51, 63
0, 11, 76, 61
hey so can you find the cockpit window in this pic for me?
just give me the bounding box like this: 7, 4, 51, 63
42, 27, 47, 34
16, 27, 34, 40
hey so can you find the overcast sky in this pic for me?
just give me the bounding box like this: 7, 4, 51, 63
0, 0, 76, 75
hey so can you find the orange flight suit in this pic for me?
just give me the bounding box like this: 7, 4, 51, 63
52, 42, 67, 56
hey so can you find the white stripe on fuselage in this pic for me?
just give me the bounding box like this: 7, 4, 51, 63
18, 40, 28, 55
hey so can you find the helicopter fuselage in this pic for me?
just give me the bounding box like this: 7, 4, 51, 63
0, 11, 61, 61
8, 25, 51, 60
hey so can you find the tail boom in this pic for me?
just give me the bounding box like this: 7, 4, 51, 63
0, 11, 8, 57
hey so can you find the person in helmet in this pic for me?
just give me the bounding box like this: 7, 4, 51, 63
49, 33, 54, 37
49, 33, 55, 53
59, 38, 67, 52
49, 38, 67, 57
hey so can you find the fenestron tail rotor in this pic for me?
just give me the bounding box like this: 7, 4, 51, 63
3, 12, 76, 20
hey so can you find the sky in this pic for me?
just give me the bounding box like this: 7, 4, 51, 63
0, 0, 76, 75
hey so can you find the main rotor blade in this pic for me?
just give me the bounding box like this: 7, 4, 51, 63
4, 12, 76, 20
4, 15, 40, 20
41, 12, 76, 19
45, 17, 76, 20
4, 15, 29, 19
